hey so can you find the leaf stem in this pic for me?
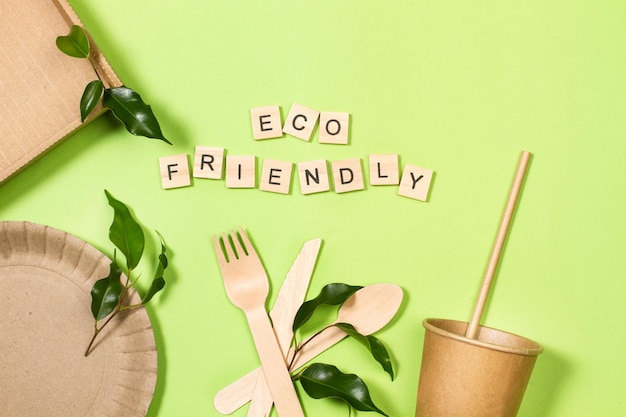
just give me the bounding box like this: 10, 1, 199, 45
290, 366, 308, 381
84, 266, 134, 357
84, 323, 100, 356
84, 308, 118, 356
83, 39, 103, 84
288, 325, 333, 371
119, 303, 142, 311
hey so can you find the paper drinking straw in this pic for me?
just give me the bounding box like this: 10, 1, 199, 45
465, 151, 532, 340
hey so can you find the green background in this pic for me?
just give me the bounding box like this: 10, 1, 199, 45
2, 0, 625, 416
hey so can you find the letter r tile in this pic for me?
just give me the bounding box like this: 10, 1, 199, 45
193, 146, 225, 179
398, 164, 433, 201
159, 154, 191, 189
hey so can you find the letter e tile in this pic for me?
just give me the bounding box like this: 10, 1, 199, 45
250, 105, 283, 140
260, 159, 293, 194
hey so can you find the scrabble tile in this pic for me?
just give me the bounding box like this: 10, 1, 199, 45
282, 103, 319, 141
250, 105, 283, 140
319, 112, 349, 144
159, 154, 191, 189
260, 159, 293, 194
298, 160, 330, 195
193, 146, 225, 179
369, 154, 400, 185
226, 155, 256, 188
398, 164, 433, 201
331, 158, 364, 193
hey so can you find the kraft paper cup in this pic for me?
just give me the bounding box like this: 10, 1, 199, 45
415, 318, 543, 417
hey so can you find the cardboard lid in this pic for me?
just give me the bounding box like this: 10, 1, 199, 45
0, 0, 121, 184
0, 221, 156, 416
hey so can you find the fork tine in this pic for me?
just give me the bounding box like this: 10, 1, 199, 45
237, 226, 256, 257
229, 229, 246, 258
222, 232, 237, 262
213, 234, 228, 264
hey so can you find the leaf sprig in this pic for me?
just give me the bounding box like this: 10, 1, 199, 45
56, 25, 171, 144
289, 283, 395, 416
84, 190, 168, 356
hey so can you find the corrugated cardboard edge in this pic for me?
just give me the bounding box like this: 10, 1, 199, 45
0, 0, 122, 185
52, 0, 122, 89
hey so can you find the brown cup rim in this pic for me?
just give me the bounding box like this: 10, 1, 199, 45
423, 318, 544, 356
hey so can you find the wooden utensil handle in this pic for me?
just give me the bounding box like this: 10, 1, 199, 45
214, 325, 348, 414
244, 307, 304, 417
246, 239, 320, 417
213, 327, 347, 414
246, 379, 271, 417
214, 370, 257, 414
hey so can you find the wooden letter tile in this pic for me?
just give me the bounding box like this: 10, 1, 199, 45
369, 154, 399, 185
226, 155, 256, 188
159, 154, 191, 189
282, 103, 319, 141
319, 112, 349, 144
260, 159, 293, 194
193, 146, 224, 179
331, 158, 364, 193
398, 164, 433, 201
298, 160, 330, 195
250, 105, 283, 140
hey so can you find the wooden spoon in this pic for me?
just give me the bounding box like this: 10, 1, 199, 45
288, 282, 403, 371
214, 283, 403, 415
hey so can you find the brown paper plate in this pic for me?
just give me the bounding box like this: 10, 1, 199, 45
0, 221, 157, 417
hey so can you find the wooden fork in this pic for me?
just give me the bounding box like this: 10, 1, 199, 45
212, 227, 304, 417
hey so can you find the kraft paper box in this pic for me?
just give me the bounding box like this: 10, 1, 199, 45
0, 0, 121, 184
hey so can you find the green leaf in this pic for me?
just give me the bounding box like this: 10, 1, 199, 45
299, 363, 388, 416
90, 261, 123, 320
335, 323, 394, 380
142, 232, 168, 304
56, 25, 90, 58
103, 87, 171, 144
105, 190, 145, 270
80, 80, 104, 122
142, 277, 165, 304
293, 283, 363, 332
